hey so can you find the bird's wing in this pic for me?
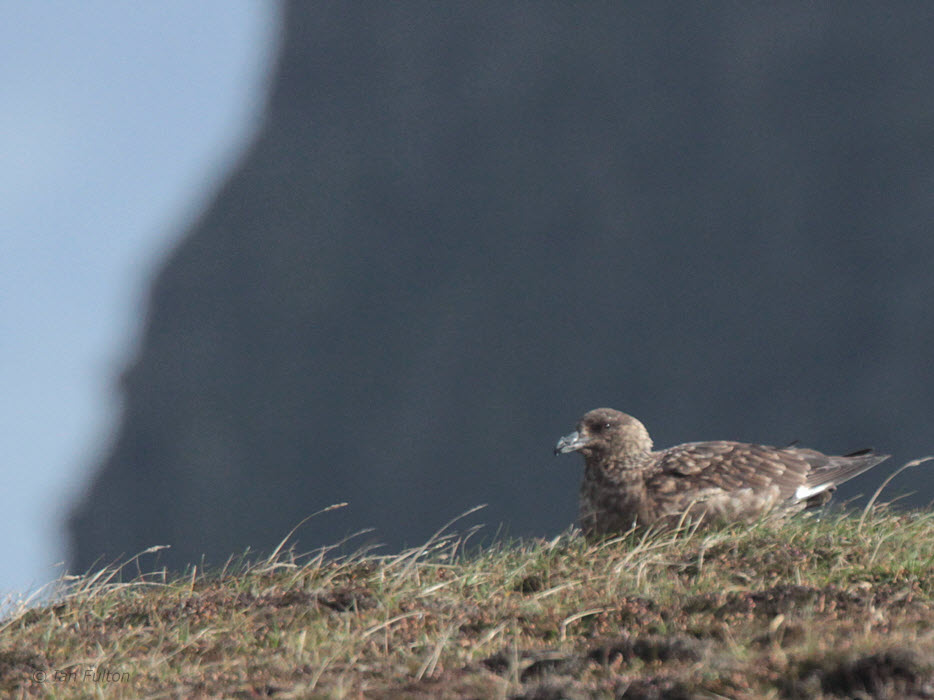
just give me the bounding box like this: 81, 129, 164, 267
788, 448, 890, 498
650, 441, 811, 499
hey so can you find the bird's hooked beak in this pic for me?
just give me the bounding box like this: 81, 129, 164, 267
554, 430, 588, 455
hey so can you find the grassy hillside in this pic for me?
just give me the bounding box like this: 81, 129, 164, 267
3, 500, 934, 698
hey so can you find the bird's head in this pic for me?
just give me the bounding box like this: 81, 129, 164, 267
554, 408, 652, 464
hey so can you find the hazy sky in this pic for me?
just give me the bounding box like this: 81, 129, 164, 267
0, 3, 279, 602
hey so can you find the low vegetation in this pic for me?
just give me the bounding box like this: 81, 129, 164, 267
3, 482, 934, 698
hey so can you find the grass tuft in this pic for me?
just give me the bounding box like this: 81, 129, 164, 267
4, 500, 934, 697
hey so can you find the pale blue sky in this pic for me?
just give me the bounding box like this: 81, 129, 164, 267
0, 3, 280, 602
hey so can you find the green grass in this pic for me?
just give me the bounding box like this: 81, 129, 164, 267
3, 502, 934, 698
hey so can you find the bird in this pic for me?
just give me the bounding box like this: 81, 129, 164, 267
554, 407, 889, 537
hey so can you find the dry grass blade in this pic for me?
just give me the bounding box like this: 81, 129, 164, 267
262, 502, 349, 568
393, 504, 486, 577
361, 611, 425, 639
415, 622, 458, 680
559, 607, 613, 641
859, 456, 934, 531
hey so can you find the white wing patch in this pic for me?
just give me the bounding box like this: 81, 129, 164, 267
794, 483, 830, 501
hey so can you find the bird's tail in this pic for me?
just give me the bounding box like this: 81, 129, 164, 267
796, 449, 890, 501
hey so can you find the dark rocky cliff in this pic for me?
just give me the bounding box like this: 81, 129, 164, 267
69, 3, 934, 571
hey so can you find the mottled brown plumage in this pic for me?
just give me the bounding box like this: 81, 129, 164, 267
554, 408, 889, 537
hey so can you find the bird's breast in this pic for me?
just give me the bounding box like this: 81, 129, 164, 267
580, 465, 653, 534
